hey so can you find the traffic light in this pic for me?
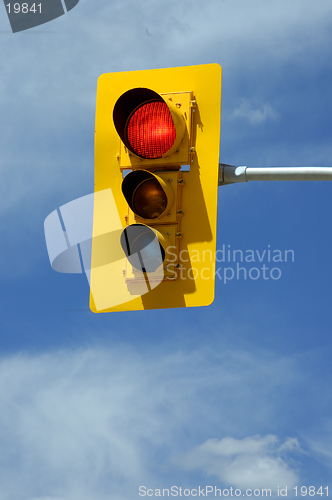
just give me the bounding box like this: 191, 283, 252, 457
90, 64, 222, 313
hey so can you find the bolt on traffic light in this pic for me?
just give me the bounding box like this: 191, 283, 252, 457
90, 64, 222, 313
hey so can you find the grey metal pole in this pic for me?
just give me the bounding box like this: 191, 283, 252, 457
219, 164, 332, 186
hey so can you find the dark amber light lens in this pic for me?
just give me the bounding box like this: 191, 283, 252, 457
126, 100, 176, 159
132, 178, 167, 219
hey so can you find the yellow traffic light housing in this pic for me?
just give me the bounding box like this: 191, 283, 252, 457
90, 64, 221, 313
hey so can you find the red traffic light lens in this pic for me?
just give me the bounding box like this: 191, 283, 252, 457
126, 101, 176, 159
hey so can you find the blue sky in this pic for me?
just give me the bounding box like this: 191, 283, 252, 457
1, 0, 332, 499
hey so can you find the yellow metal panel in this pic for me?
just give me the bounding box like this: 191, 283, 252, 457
90, 64, 221, 313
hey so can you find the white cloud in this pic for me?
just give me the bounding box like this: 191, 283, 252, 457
0, 345, 303, 500
179, 435, 301, 490
226, 99, 280, 125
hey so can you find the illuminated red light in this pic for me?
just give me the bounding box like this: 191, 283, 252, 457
126, 100, 176, 159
